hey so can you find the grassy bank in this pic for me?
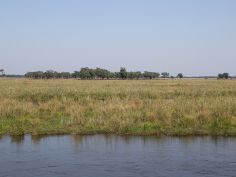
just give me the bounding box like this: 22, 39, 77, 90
0, 79, 236, 136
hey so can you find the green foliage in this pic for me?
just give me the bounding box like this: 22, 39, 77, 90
0, 69, 5, 76
25, 67, 161, 80
95, 68, 110, 79
161, 72, 170, 78
58, 72, 71, 79
119, 67, 128, 79
143, 71, 160, 79
177, 73, 183, 78
127, 71, 142, 79
79, 68, 94, 79
218, 73, 229, 79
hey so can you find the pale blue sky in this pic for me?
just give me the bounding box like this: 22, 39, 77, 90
0, 0, 235, 76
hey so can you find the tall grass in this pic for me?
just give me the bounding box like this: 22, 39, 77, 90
0, 78, 236, 136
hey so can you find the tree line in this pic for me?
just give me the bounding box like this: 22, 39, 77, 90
1, 67, 233, 79
24, 67, 179, 79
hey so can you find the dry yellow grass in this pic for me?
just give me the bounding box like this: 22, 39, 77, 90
0, 78, 236, 136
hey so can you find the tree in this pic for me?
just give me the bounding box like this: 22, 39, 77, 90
72, 71, 80, 78
0, 69, 5, 76
177, 73, 183, 78
143, 71, 160, 79
114, 72, 120, 79
135, 71, 143, 79
218, 73, 229, 79
95, 68, 110, 79
107, 71, 115, 79
218, 74, 223, 79
44, 70, 57, 79
59, 72, 71, 79
161, 72, 169, 78
223, 73, 229, 79
89, 68, 96, 79
127, 72, 136, 79
79, 68, 95, 79
120, 67, 127, 79
128, 71, 143, 79
25, 71, 44, 79
36, 71, 44, 79
25, 72, 32, 78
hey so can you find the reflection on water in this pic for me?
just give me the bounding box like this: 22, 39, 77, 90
0, 135, 236, 177
10, 135, 25, 144
31, 134, 51, 144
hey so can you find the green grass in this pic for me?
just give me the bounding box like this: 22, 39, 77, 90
0, 78, 236, 136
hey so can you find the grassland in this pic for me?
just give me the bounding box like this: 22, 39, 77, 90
0, 78, 236, 136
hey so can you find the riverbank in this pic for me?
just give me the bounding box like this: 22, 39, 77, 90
0, 79, 236, 136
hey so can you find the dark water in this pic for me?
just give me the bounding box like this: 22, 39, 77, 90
0, 135, 236, 177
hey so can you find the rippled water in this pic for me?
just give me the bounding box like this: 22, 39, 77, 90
0, 135, 236, 177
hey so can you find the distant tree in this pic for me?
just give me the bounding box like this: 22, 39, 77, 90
35, 71, 44, 79
25, 72, 31, 78
79, 68, 96, 79
107, 71, 115, 79
177, 73, 183, 78
223, 73, 229, 79
218, 74, 223, 79
89, 69, 96, 79
129, 71, 142, 79
59, 72, 71, 79
79, 68, 91, 79
161, 72, 169, 78
36, 71, 44, 79
114, 72, 120, 79
120, 67, 127, 79
136, 71, 143, 79
143, 71, 160, 79
44, 70, 57, 79
128, 72, 142, 79
95, 68, 110, 79
0, 69, 5, 76
25, 71, 44, 79
218, 73, 229, 79
143, 72, 150, 79
72, 71, 80, 78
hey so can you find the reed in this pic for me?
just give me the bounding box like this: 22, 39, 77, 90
0, 78, 236, 136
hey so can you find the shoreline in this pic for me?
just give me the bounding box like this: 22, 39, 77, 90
1, 129, 236, 137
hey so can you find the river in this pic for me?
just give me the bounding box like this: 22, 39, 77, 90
0, 135, 236, 177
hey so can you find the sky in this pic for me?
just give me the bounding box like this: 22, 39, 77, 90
0, 0, 235, 76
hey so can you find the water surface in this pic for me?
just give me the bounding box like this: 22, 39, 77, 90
0, 135, 236, 177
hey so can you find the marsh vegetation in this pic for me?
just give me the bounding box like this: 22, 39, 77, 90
0, 79, 236, 136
